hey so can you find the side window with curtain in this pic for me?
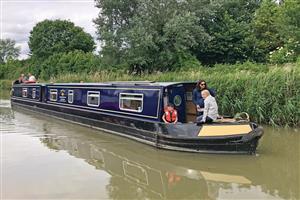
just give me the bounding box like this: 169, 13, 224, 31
119, 93, 143, 112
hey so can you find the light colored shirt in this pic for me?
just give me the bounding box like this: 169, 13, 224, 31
28, 75, 36, 82
202, 95, 218, 121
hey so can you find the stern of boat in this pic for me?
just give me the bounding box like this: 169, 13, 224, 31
157, 122, 264, 154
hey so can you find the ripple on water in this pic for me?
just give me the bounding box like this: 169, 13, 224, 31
0, 99, 11, 108
1, 98, 299, 200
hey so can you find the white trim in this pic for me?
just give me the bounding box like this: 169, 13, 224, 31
119, 93, 143, 113
32, 88, 36, 99
50, 89, 58, 101
87, 91, 100, 107
22, 88, 28, 97
68, 90, 74, 104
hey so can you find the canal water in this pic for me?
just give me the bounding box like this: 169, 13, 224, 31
1, 98, 299, 199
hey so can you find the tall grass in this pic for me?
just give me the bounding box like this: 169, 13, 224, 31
2, 62, 300, 126
0, 80, 13, 90
48, 62, 300, 127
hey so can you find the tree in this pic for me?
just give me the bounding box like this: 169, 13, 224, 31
94, 0, 298, 67
38, 50, 102, 80
277, 0, 300, 55
251, 0, 282, 62
94, 0, 209, 72
0, 39, 20, 63
194, 0, 261, 64
29, 20, 95, 59
94, 0, 138, 65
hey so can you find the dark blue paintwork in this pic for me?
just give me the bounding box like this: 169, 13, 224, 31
12, 81, 196, 122
12, 85, 42, 100
168, 85, 186, 122
46, 86, 162, 120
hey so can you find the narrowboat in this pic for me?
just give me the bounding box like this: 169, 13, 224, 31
10, 81, 263, 154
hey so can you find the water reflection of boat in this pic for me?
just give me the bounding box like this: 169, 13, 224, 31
25, 107, 269, 200
3, 105, 299, 199
40, 131, 256, 199
11, 82, 263, 154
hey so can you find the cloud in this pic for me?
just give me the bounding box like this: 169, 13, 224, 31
1, 0, 100, 59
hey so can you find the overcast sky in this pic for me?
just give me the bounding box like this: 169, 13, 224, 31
1, 0, 100, 59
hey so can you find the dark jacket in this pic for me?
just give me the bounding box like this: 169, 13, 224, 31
192, 88, 216, 108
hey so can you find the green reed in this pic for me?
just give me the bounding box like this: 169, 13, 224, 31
47, 63, 300, 126
3, 62, 300, 126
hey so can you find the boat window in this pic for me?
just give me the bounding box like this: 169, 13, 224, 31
186, 91, 193, 101
32, 88, 36, 99
68, 90, 74, 104
87, 91, 100, 107
22, 88, 28, 97
50, 89, 58, 101
173, 95, 182, 106
119, 93, 143, 112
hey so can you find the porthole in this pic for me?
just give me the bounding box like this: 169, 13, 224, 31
173, 95, 182, 106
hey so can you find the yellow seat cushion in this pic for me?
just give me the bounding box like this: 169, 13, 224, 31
199, 124, 252, 137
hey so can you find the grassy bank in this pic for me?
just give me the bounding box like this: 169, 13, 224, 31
0, 79, 13, 90
2, 62, 300, 127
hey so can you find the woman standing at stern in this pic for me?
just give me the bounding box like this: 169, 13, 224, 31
192, 80, 216, 116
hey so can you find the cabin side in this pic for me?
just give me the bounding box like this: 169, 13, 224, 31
43, 84, 164, 122
12, 82, 198, 123
12, 84, 44, 101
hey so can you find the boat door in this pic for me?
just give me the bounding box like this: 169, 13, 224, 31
183, 83, 197, 123
40, 85, 47, 102
168, 85, 186, 123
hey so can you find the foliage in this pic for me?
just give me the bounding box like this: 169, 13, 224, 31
197, 11, 254, 64
29, 20, 95, 59
95, 0, 210, 72
94, 0, 138, 66
277, 0, 300, 55
269, 45, 297, 64
37, 50, 103, 80
0, 80, 13, 91
195, 0, 261, 64
0, 39, 20, 63
0, 59, 29, 80
1, 0, 300, 127
2, 59, 300, 126
0, 51, 103, 80
94, 0, 299, 68
40, 63, 300, 127
251, 0, 282, 62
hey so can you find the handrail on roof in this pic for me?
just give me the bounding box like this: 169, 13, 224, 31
109, 81, 156, 86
